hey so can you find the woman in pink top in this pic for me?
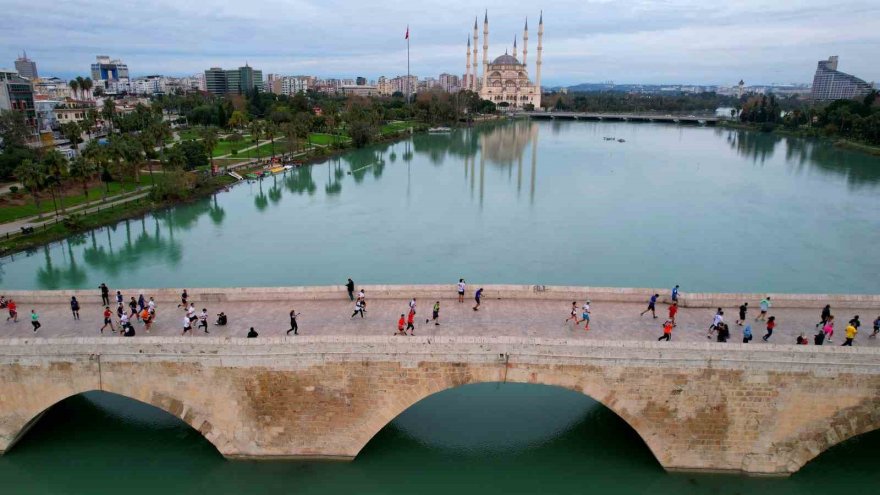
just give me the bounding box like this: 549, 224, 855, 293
823, 315, 835, 343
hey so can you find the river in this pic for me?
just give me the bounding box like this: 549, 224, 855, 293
1, 120, 879, 293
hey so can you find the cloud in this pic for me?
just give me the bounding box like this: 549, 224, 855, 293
1, 0, 877, 85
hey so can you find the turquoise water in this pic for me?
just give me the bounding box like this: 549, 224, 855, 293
2, 120, 879, 292
1, 384, 877, 495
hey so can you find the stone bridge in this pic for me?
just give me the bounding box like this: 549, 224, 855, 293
1, 336, 878, 476
517, 111, 720, 125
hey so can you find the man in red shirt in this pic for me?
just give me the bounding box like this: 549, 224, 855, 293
668, 302, 678, 327
406, 309, 416, 335
396, 314, 407, 336
5, 299, 17, 322
100, 306, 115, 333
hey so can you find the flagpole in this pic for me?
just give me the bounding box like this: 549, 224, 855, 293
406, 25, 411, 106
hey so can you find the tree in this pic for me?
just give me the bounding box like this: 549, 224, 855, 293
60, 121, 83, 155
14, 159, 46, 215
0, 109, 33, 149
81, 78, 93, 101
176, 140, 208, 171
228, 110, 249, 129
75, 76, 86, 100
42, 149, 69, 214
248, 120, 263, 161
102, 98, 116, 132
263, 121, 278, 160
68, 79, 79, 100
68, 154, 97, 201
198, 126, 219, 172
83, 139, 111, 200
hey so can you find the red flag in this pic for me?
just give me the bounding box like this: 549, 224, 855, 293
405, 25, 409, 40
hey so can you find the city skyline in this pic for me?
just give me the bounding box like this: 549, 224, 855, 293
1, 0, 879, 87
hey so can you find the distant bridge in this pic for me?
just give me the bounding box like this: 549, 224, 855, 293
517, 111, 721, 125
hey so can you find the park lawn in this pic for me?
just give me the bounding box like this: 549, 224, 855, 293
216, 140, 287, 159
381, 121, 414, 135
308, 133, 351, 146
212, 139, 252, 157
177, 128, 202, 141
0, 181, 140, 224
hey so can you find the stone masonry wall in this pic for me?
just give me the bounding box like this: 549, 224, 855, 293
1, 337, 878, 475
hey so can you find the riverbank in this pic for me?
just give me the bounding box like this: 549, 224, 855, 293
718, 120, 880, 156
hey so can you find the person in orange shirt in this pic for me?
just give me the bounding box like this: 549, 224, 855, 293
100, 306, 115, 333
668, 302, 678, 327
140, 308, 152, 332
396, 314, 407, 336
658, 320, 673, 341
5, 299, 17, 322
406, 309, 416, 335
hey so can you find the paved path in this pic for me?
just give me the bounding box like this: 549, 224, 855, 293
3, 296, 876, 347
0, 188, 153, 236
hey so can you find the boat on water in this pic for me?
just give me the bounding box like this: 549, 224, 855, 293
269, 166, 285, 175
618, 138, 626, 143
428, 127, 452, 133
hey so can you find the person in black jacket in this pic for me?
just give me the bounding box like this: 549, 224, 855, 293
247, 327, 259, 338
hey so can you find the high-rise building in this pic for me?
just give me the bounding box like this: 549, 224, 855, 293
14, 52, 38, 80
91, 55, 129, 82
356, 76, 367, 86
203, 65, 263, 95
204, 67, 227, 95
811, 56, 873, 101
0, 69, 36, 130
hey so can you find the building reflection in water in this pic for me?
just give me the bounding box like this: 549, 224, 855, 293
477, 120, 539, 205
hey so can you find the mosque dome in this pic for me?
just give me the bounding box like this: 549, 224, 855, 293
492, 53, 520, 65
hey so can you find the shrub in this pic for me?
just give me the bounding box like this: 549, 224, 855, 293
9, 186, 18, 193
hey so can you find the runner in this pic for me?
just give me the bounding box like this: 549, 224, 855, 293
457, 279, 466, 303
816, 305, 831, 328
396, 314, 407, 336
120, 312, 132, 335
735, 302, 748, 326
657, 319, 673, 341
707, 308, 723, 338
138, 294, 146, 313
100, 306, 115, 333
823, 315, 835, 343
346, 278, 355, 301
148, 298, 157, 320
640, 294, 659, 318
30, 310, 40, 332
115, 290, 124, 309
198, 308, 209, 333
564, 301, 580, 325
128, 297, 138, 317
849, 315, 861, 334
287, 309, 301, 335
99, 283, 110, 306
409, 298, 417, 316
761, 316, 776, 342
671, 284, 680, 303
70, 296, 80, 320
427, 301, 440, 326
406, 309, 416, 335
5, 299, 16, 322
178, 289, 189, 309
668, 302, 678, 327
358, 289, 365, 301
842, 321, 858, 346
187, 303, 197, 326
182, 314, 192, 335
742, 324, 753, 343
351, 299, 365, 319
871, 316, 880, 338
582, 300, 592, 331
755, 296, 771, 321
473, 288, 484, 311
141, 307, 152, 333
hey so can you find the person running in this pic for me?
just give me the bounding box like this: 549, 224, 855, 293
70, 296, 80, 320
406, 309, 416, 335
735, 302, 748, 326
128, 297, 138, 317
141, 308, 152, 332
582, 300, 592, 331
755, 296, 771, 321
120, 312, 132, 335
396, 314, 407, 336
346, 278, 355, 301
358, 289, 365, 301
762, 316, 776, 342
823, 315, 835, 343
198, 308, 209, 333
5, 299, 16, 322
351, 299, 365, 319
409, 298, 417, 316
457, 279, 466, 303
707, 309, 723, 338
743, 324, 753, 343
100, 306, 115, 333
473, 288, 484, 311
182, 314, 192, 335
427, 301, 440, 325
842, 322, 858, 346
148, 298, 157, 320
565, 301, 580, 325
671, 284, 680, 303
287, 309, 301, 335
178, 289, 189, 309
186, 303, 197, 325
668, 302, 678, 327
99, 283, 110, 306
849, 315, 861, 334
640, 294, 659, 318
871, 316, 880, 338
816, 305, 831, 328
138, 294, 146, 313
30, 310, 41, 332
658, 319, 673, 341
115, 290, 124, 309
247, 327, 259, 338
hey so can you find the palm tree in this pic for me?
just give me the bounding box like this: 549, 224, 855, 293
102, 98, 116, 133
81, 77, 93, 101
282, 122, 296, 154
60, 121, 82, 155
248, 120, 263, 162
83, 109, 98, 141
199, 126, 219, 172
75, 76, 86, 101
83, 140, 110, 201
68, 79, 79, 100
264, 121, 278, 161
42, 149, 69, 214
68, 154, 97, 202
14, 159, 47, 216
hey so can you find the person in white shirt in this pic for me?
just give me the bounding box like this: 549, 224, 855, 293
182, 315, 192, 335
457, 279, 466, 303
707, 309, 724, 338
409, 298, 417, 315
186, 304, 196, 323
198, 309, 209, 334
582, 301, 592, 331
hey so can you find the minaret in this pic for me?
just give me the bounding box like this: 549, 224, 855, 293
472, 17, 479, 91
513, 35, 518, 60
482, 10, 489, 92
535, 11, 544, 99
465, 36, 472, 92
522, 18, 529, 67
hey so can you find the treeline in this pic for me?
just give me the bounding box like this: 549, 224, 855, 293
740, 91, 880, 145
542, 91, 740, 113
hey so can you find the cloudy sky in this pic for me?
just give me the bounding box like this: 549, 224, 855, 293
2, 0, 878, 86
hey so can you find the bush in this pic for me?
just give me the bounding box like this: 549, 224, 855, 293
9, 186, 18, 194
63, 213, 84, 230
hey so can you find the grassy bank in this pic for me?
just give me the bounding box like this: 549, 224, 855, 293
718, 121, 880, 156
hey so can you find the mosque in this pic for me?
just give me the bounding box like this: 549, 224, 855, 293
464, 11, 544, 109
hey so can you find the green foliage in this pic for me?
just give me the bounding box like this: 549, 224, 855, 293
63, 213, 84, 230
776, 90, 880, 145
175, 140, 208, 171
150, 169, 195, 201
549, 91, 740, 113
0, 145, 37, 180
0, 109, 33, 149
9, 186, 18, 193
